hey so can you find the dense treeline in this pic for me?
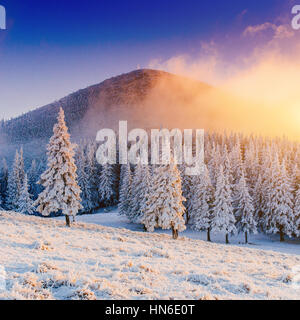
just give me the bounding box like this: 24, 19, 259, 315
118, 133, 300, 242
0, 90, 89, 144
1, 130, 300, 243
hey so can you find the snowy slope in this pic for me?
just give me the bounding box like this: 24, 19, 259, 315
59, 208, 300, 256
0, 211, 300, 300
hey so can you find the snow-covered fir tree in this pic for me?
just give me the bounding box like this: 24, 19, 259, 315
118, 163, 133, 218
290, 162, 300, 194
132, 163, 152, 225
128, 162, 152, 224
192, 164, 215, 241
259, 146, 274, 231
98, 164, 118, 206
17, 174, 35, 215
77, 145, 94, 213
35, 160, 45, 196
294, 186, 300, 237
208, 143, 221, 187
28, 160, 39, 200
180, 166, 195, 225
128, 162, 143, 222
0, 159, 8, 206
222, 144, 234, 188
18, 147, 25, 185
265, 158, 295, 241
139, 164, 152, 227
252, 174, 264, 231
211, 165, 236, 244
234, 170, 257, 243
244, 139, 260, 192
141, 160, 186, 239
293, 155, 300, 237
86, 141, 101, 210
34, 108, 82, 227
229, 139, 244, 187
6, 150, 23, 210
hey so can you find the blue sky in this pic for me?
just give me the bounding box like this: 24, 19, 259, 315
0, 0, 296, 118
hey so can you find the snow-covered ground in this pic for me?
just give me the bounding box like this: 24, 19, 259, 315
60, 207, 300, 256
0, 210, 300, 300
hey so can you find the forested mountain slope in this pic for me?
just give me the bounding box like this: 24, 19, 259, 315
0, 69, 213, 162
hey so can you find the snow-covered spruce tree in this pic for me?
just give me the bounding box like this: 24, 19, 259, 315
140, 181, 158, 233
244, 139, 260, 193
86, 142, 101, 210
234, 171, 257, 244
17, 174, 35, 215
222, 144, 234, 188
252, 174, 264, 231
119, 160, 127, 186
139, 165, 152, 228
229, 139, 244, 186
292, 156, 300, 237
294, 186, 300, 237
28, 160, 38, 200
229, 143, 244, 216
6, 150, 22, 210
118, 163, 133, 218
34, 108, 82, 227
259, 146, 274, 233
291, 162, 300, 194
128, 162, 143, 222
192, 164, 215, 242
208, 143, 221, 188
132, 163, 152, 225
0, 159, 8, 206
141, 160, 186, 239
129, 162, 152, 224
98, 164, 118, 207
180, 164, 195, 225
211, 165, 236, 244
18, 147, 25, 186
77, 145, 94, 213
35, 160, 45, 196
265, 158, 295, 242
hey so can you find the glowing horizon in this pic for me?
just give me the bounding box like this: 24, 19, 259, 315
1, 1, 300, 139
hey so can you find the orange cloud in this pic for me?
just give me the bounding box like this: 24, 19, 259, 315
148, 19, 300, 139
243, 22, 294, 40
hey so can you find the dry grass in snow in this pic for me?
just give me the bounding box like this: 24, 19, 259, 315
0, 211, 299, 300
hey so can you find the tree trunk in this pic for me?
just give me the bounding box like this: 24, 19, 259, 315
280, 229, 285, 242
245, 231, 248, 244
172, 226, 178, 240
185, 212, 189, 225
207, 229, 211, 242
72, 216, 75, 223
65, 215, 71, 227
143, 225, 147, 232
225, 234, 229, 244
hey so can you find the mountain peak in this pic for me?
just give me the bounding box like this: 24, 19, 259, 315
0, 69, 213, 161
